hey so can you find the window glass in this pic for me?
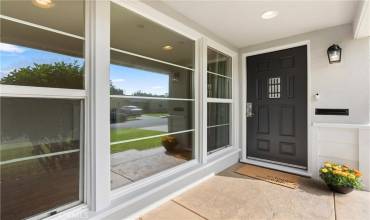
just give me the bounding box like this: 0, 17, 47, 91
207, 74, 231, 99
111, 98, 194, 140
111, 132, 193, 189
111, 3, 194, 69
111, 50, 193, 99
110, 2, 195, 190
207, 47, 232, 153
207, 47, 232, 77
0, 3, 84, 89
207, 125, 230, 153
207, 103, 230, 126
0, 98, 82, 220
0, 0, 84, 37
207, 48, 232, 99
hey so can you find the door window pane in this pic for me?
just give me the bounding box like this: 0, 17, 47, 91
0, 98, 82, 220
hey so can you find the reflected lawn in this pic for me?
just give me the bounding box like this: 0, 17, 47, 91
110, 128, 165, 153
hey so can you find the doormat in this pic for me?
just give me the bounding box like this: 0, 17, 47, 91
234, 164, 300, 189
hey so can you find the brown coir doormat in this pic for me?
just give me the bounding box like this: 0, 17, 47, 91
234, 164, 300, 189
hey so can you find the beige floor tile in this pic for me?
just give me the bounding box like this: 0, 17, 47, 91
335, 190, 370, 220
140, 201, 205, 220
173, 175, 335, 220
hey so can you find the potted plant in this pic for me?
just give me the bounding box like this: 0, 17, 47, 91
161, 135, 178, 153
319, 162, 363, 194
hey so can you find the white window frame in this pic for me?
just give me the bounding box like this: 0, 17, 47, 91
107, 0, 203, 199
201, 39, 239, 163
1, 0, 241, 218
0, 2, 89, 218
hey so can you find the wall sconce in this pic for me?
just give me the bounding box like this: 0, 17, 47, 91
327, 44, 342, 64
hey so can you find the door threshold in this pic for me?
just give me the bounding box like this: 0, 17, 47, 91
240, 158, 312, 177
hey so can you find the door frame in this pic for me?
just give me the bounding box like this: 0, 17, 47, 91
240, 40, 313, 177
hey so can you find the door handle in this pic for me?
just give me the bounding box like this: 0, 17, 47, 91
246, 102, 254, 118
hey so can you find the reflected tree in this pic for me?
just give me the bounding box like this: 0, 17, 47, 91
132, 90, 166, 97
1, 61, 84, 89
1, 61, 125, 94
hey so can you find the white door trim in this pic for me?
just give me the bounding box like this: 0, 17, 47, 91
240, 40, 313, 177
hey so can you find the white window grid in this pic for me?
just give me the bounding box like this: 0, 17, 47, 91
206, 47, 233, 154
0, 12, 86, 217
109, 46, 196, 146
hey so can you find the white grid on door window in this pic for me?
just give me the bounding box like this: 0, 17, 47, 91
268, 77, 281, 98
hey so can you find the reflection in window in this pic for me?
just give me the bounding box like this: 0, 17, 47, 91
207, 125, 230, 153
0, 98, 82, 220
110, 98, 193, 135
207, 47, 232, 77
110, 2, 195, 190
207, 47, 232, 153
111, 132, 193, 188
0, 43, 84, 89
110, 50, 193, 99
0, 16, 84, 89
207, 103, 230, 153
0, 1, 85, 219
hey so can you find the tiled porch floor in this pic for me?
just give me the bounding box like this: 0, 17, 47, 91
140, 163, 370, 220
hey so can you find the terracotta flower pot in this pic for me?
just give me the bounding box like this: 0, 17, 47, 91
327, 184, 354, 194
161, 136, 178, 153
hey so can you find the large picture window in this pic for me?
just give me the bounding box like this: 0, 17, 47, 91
207, 47, 232, 153
0, 1, 85, 219
110, 3, 195, 189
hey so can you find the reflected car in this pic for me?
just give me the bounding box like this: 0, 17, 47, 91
110, 106, 143, 123
120, 105, 143, 116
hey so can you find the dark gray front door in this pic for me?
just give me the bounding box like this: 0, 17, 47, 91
246, 45, 307, 168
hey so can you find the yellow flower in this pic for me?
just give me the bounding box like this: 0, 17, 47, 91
324, 163, 332, 168
333, 166, 341, 171
348, 174, 356, 180
321, 168, 328, 173
341, 172, 348, 177
333, 170, 343, 175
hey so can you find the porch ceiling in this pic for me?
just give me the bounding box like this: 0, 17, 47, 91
155, 0, 360, 48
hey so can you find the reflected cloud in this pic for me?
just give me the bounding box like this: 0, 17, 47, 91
112, 78, 125, 83
152, 86, 164, 89
0, 43, 25, 53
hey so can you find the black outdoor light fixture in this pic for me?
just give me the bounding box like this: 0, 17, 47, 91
327, 44, 342, 64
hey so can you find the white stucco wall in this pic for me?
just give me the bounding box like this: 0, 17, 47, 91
240, 24, 370, 124
240, 24, 370, 190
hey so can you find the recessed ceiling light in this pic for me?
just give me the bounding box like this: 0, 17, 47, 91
32, 0, 55, 9
261, 10, 279, 20
162, 45, 173, 51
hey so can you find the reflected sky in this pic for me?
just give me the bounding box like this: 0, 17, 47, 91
0, 43, 169, 96
0, 43, 84, 78
110, 64, 168, 96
